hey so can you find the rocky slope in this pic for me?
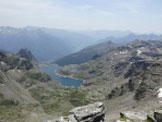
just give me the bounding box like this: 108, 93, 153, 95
56, 40, 162, 121
0, 50, 94, 122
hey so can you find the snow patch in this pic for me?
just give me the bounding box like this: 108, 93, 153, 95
158, 88, 162, 98
17, 70, 21, 73
1, 62, 5, 65
137, 50, 142, 56
47, 121, 52, 122
119, 51, 127, 55
130, 62, 134, 64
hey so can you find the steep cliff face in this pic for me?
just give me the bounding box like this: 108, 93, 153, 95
107, 60, 162, 102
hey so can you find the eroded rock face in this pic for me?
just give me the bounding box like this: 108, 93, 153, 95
18, 59, 33, 70
108, 60, 162, 101
56, 102, 105, 122
17, 49, 36, 61
154, 110, 162, 122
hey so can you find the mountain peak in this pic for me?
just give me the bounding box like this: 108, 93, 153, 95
17, 49, 36, 61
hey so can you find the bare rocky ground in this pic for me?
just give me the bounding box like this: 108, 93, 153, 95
55, 102, 105, 122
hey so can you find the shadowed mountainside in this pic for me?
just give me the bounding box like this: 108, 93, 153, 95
55, 41, 119, 65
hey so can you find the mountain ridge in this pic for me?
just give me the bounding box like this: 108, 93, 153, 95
55, 36, 162, 65
56, 39, 162, 121
55, 41, 119, 65
1, 26, 162, 63
0, 26, 95, 62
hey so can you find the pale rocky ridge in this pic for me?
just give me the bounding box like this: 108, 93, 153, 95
55, 102, 105, 122
54, 102, 162, 122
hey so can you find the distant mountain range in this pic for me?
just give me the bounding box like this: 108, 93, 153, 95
104, 33, 162, 44
0, 26, 95, 62
55, 33, 162, 65
0, 26, 162, 62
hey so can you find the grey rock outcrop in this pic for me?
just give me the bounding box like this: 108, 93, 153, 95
120, 111, 148, 122
0, 51, 33, 71
18, 59, 33, 70
17, 49, 36, 61
154, 110, 162, 122
115, 111, 158, 122
56, 102, 105, 122
108, 60, 162, 101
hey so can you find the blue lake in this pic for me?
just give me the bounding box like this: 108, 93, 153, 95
40, 65, 82, 87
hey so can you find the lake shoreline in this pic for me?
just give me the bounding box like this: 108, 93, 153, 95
55, 70, 83, 81
40, 64, 83, 87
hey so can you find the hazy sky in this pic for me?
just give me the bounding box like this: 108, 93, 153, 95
0, 0, 162, 33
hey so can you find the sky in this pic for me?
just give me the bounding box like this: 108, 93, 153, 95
0, 0, 162, 33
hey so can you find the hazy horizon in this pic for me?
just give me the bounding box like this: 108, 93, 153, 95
1, 26, 162, 36
0, 0, 162, 34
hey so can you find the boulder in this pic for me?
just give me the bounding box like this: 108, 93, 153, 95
56, 102, 105, 122
120, 111, 148, 122
114, 120, 132, 122
0, 61, 9, 71
56, 115, 77, 122
147, 114, 157, 122
154, 110, 162, 122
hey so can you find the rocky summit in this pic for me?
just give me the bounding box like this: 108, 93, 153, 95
56, 102, 105, 122
55, 102, 162, 122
